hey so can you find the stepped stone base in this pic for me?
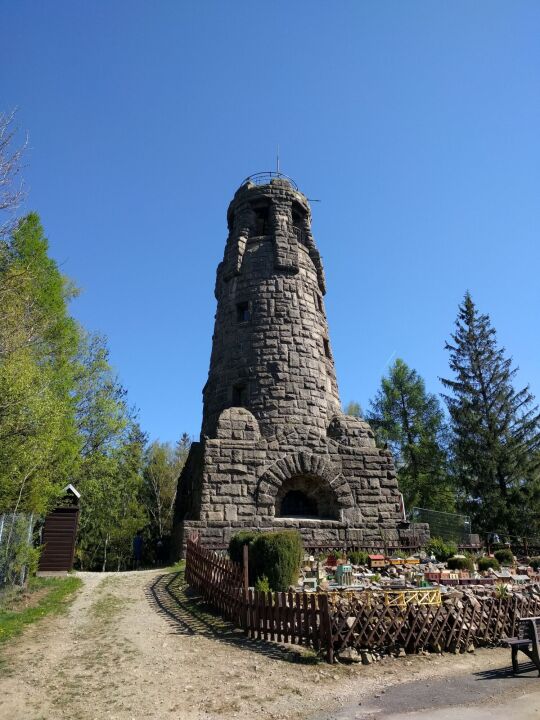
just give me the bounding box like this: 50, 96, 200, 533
174, 518, 430, 555
173, 407, 430, 557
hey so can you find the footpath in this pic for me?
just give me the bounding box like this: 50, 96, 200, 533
0, 569, 537, 720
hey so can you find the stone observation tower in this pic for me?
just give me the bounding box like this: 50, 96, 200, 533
173, 173, 425, 552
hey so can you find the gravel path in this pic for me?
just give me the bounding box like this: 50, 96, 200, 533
0, 570, 538, 719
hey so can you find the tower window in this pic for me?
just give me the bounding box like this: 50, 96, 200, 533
291, 201, 306, 227
232, 383, 248, 407
252, 203, 269, 235
323, 338, 331, 359
236, 302, 250, 322
316, 294, 323, 312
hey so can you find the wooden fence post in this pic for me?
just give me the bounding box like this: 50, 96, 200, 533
242, 543, 249, 593
319, 593, 334, 664
242, 543, 249, 633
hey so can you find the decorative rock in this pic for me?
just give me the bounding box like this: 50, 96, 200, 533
339, 648, 361, 663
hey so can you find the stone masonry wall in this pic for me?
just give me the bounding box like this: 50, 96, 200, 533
202, 179, 340, 439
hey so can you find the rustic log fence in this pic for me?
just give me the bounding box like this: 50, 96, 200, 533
184, 537, 540, 664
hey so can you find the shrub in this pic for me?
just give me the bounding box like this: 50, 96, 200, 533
447, 555, 474, 571
494, 548, 514, 566
348, 550, 369, 566
477, 556, 500, 572
228, 531, 259, 565
250, 530, 303, 591
426, 537, 458, 562
254, 575, 270, 592
529, 557, 540, 571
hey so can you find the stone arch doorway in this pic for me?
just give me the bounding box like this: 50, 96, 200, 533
275, 474, 340, 520
255, 451, 355, 519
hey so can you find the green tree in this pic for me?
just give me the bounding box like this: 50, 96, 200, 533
73, 333, 147, 570
441, 292, 540, 536
0, 214, 80, 515
368, 358, 454, 512
343, 401, 363, 417
142, 434, 190, 542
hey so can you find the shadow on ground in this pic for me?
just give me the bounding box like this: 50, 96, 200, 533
146, 571, 320, 665
474, 661, 539, 680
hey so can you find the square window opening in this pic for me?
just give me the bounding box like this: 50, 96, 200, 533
252, 204, 269, 235
232, 383, 248, 407
323, 339, 331, 359
237, 302, 250, 322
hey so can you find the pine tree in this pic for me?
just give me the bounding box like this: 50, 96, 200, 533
441, 292, 540, 536
368, 358, 454, 512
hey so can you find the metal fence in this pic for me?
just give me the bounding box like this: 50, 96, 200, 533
0, 512, 35, 586
409, 507, 472, 544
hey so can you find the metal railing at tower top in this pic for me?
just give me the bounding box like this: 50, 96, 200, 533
292, 225, 308, 246
241, 171, 299, 190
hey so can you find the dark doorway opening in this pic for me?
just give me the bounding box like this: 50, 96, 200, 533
275, 475, 339, 520
280, 490, 318, 518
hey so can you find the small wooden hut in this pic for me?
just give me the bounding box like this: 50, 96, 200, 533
38, 484, 80, 574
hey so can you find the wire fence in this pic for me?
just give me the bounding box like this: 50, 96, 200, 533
409, 507, 472, 544
0, 512, 35, 586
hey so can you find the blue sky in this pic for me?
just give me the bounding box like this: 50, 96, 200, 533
2, 2, 539, 443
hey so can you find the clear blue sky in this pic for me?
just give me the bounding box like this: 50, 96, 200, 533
2, 2, 539, 443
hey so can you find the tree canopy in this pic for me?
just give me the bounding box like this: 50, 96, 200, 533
441, 292, 540, 536
368, 358, 454, 513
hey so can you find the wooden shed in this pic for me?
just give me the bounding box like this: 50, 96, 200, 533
38, 484, 80, 574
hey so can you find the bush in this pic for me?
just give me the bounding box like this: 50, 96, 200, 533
250, 530, 303, 591
348, 550, 369, 566
494, 548, 514, 566
426, 537, 458, 562
529, 557, 540, 571
477, 556, 500, 572
254, 575, 270, 592
228, 531, 259, 565
447, 555, 474, 571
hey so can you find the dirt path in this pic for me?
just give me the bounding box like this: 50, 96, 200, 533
0, 570, 538, 720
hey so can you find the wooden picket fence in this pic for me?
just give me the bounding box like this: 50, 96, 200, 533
185, 538, 245, 626
184, 537, 540, 663
185, 537, 332, 653
328, 593, 540, 657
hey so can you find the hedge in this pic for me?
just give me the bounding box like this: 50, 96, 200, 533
249, 530, 303, 591
426, 537, 458, 562
477, 556, 500, 572
447, 555, 474, 571
228, 531, 259, 565
494, 549, 514, 566
348, 550, 369, 566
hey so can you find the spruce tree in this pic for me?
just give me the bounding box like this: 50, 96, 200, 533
441, 292, 540, 537
368, 358, 454, 513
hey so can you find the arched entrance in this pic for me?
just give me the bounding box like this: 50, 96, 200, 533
275, 475, 339, 520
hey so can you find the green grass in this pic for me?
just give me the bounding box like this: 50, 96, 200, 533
0, 576, 82, 645
164, 559, 186, 574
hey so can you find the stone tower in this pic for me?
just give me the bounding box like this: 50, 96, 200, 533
173, 173, 425, 552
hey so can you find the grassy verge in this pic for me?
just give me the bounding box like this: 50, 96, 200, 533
165, 559, 186, 574
0, 575, 82, 645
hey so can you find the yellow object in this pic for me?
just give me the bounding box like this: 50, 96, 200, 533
383, 587, 442, 608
